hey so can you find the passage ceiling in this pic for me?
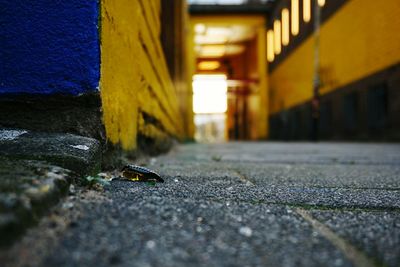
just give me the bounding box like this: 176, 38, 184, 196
194, 23, 257, 58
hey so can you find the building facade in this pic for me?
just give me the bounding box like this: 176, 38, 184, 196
267, 0, 400, 140
0, 0, 191, 153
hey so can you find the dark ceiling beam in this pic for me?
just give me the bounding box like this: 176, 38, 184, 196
189, 4, 273, 15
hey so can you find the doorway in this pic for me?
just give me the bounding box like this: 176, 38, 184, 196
189, 15, 268, 141
193, 74, 228, 142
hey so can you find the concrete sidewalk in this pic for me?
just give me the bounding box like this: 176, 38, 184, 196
1, 142, 400, 267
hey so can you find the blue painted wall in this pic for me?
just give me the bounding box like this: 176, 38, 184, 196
0, 1, 100, 95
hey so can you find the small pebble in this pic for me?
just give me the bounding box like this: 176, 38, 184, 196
239, 226, 253, 237
146, 240, 156, 249
62, 202, 74, 209
69, 184, 76, 195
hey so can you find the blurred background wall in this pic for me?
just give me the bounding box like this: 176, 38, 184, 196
268, 0, 400, 141
1, 0, 399, 152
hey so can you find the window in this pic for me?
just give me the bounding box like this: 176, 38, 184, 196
291, 0, 299, 35
303, 0, 311, 22
267, 30, 275, 62
274, 20, 281, 54
282, 8, 290, 46
367, 84, 388, 130
343, 92, 358, 131
319, 100, 332, 136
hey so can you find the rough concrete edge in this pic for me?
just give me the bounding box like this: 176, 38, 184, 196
0, 93, 106, 142
0, 161, 73, 248
3, 153, 102, 178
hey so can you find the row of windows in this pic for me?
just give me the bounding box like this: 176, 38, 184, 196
269, 84, 389, 140
267, 0, 326, 62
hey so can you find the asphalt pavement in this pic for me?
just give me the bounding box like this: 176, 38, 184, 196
1, 142, 399, 267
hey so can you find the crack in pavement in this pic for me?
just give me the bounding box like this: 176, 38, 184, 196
232, 170, 255, 186
296, 208, 380, 267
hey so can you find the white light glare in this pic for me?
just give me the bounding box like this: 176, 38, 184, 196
193, 75, 228, 114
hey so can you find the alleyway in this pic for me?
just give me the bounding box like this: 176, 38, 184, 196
1, 1, 399, 266
2, 142, 400, 267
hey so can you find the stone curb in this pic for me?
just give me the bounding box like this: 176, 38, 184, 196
0, 129, 102, 176
0, 129, 103, 248
0, 158, 73, 247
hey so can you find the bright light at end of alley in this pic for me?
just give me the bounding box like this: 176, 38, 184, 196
193, 74, 228, 114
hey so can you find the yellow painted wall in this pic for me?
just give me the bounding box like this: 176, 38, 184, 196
257, 27, 269, 138
100, 0, 183, 150
269, 0, 400, 114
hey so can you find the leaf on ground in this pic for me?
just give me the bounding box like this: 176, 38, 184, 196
211, 155, 222, 162
146, 181, 156, 186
